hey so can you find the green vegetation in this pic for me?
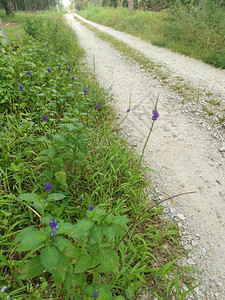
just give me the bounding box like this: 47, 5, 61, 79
0, 8, 60, 44
0, 10, 197, 300
79, 2, 225, 68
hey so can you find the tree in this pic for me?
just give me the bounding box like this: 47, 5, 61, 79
0, 0, 13, 15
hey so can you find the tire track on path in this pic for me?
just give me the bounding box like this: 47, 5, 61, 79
65, 14, 225, 299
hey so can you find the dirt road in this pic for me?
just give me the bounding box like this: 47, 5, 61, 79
65, 13, 225, 299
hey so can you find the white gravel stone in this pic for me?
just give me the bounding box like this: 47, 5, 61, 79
176, 213, 186, 221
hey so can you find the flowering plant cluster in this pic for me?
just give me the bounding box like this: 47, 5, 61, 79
15, 202, 129, 299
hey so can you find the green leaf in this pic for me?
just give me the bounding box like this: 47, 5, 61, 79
19, 193, 42, 203
53, 236, 80, 257
125, 285, 135, 299
40, 214, 53, 225
97, 247, 119, 273
90, 226, 103, 245
47, 193, 66, 201
155, 260, 176, 275
16, 229, 46, 251
50, 252, 68, 281
52, 133, 66, 143
40, 246, 59, 271
76, 218, 94, 233
15, 227, 37, 242
112, 216, 129, 225
74, 254, 94, 273
55, 171, 68, 188
102, 225, 116, 241
65, 270, 85, 294
19, 256, 44, 280
97, 290, 112, 300
57, 222, 74, 235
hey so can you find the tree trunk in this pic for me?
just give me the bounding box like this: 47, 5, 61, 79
127, 0, 134, 10
117, 0, 123, 7
1, 0, 13, 15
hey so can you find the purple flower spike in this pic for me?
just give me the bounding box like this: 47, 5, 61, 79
127, 108, 131, 113
83, 88, 88, 94
42, 114, 47, 121
74, 82, 77, 85
95, 104, 99, 109
72, 76, 75, 81
49, 218, 59, 238
152, 110, 159, 121
93, 291, 99, 299
67, 67, 71, 72
46, 43, 49, 46
19, 84, 23, 90
47, 68, 51, 73
44, 182, 52, 190
89, 204, 94, 211
27, 71, 31, 76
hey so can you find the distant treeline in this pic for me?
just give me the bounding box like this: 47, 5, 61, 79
71, 0, 225, 11
0, 0, 58, 15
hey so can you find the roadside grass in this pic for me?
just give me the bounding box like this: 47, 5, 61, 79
0, 10, 197, 299
2, 24, 24, 44
79, 4, 225, 69
0, 8, 63, 44
74, 16, 225, 129
79, 7, 165, 43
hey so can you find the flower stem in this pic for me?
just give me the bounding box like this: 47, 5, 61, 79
139, 94, 159, 165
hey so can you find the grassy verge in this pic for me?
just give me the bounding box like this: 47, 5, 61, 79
0, 10, 196, 299
79, 4, 225, 69
74, 16, 225, 130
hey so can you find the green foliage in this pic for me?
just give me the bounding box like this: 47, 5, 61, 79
14, 207, 129, 298
159, 1, 225, 68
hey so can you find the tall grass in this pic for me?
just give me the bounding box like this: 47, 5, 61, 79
79, 3, 225, 68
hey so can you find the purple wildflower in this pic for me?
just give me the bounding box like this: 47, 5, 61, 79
72, 76, 75, 81
74, 82, 77, 85
152, 110, 159, 121
0, 286, 7, 292
67, 67, 71, 72
44, 182, 52, 190
83, 88, 88, 94
95, 104, 99, 109
49, 219, 59, 238
93, 291, 99, 299
64, 49, 66, 52
127, 108, 131, 113
46, 43, 49, 46
42, 114, 47, 121
26, 71, 31, 76
45, 60, 47, 63
47, 68, 51, 73
89, 204, 95, 211
19, 84, 23, 90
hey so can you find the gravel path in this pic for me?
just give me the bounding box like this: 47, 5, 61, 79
65, 13, 225, 299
